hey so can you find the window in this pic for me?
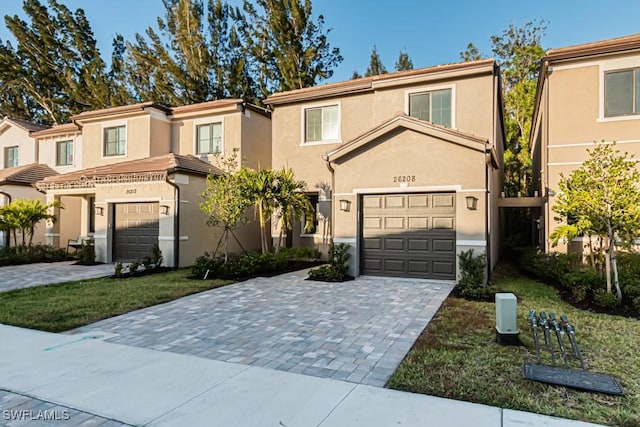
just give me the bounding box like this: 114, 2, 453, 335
305, 105, 339, 143
196, 123, 222, 154
56, 140, 73, 166
605, 68, 640, 117
409, 88, 452, 127
302, 194, 319, 235
103, 126, 126, 156
4, 146, 18, 168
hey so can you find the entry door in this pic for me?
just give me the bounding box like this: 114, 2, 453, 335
361, 193, 456, 279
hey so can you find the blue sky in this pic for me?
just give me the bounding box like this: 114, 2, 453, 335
1, 0, 639, 83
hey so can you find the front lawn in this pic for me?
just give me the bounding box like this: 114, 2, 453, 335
387, 265, 640, 427
0, 269, 231, 332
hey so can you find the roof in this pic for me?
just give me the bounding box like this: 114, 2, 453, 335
0, 163, 58, 186
325, 113, 490, 163
31, 123, 81, 138
71, 102, 172, 122
264, 59, 496, 105
545, 33, 640, 62
170, 99, 244, 116
0, 116, 50, 133
40, 153, 221, 185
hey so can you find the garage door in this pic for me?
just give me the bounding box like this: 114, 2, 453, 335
113, 202, 160, 262
361, 193, 456, 279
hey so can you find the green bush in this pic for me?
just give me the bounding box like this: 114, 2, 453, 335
457, 249, 493, 300
76, 240, 96, 265
560, 269, 604, 303
520, 250, 581, 283
593, 288, 620, 309
308, 243, 351, 282
0, 244, 68, 266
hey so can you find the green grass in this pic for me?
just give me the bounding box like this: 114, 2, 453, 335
387, 265, 640, 427
0, 269, 232, 332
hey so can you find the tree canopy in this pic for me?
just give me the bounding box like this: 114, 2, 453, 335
364, 45, 387, 77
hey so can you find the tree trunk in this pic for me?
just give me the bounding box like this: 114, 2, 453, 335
258, 203, 267, 254
607, 223, 622, 302
605, 238, 612, 294
224, 228, 229, 263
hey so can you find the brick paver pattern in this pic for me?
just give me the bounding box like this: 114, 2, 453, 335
0, 389, 131, 427
0, 262, 114, 293
75, 270, 453, 387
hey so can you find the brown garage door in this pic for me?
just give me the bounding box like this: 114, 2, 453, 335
361, 193, 456, 280
113, 202, 160, 262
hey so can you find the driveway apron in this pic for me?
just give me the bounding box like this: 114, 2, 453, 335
74, 269, 453, 386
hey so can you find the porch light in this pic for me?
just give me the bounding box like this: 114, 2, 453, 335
94, 206, 104, 216
465, 196, 478, 210
160, 205, 171, 215
339, 199, 351, 212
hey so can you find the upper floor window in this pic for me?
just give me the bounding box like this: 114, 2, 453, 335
605, 68, 640, 117
4, 146, 18, 168
305, 105, 339, 143
196, 122, 222, 154
409, 88, 452, 128
103, 126, 126, 157
56, 140, 73, 166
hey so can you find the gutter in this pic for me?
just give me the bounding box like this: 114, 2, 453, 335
0, 190, 11, 248
165, 175, 180, 270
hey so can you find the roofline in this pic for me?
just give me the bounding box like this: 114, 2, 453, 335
31, 123, 81, 138
544, 32, 640, 63
264, 59, 496, 106
169, 99, 244, 116
71, 102, 172, 122
0, 116, 50, 133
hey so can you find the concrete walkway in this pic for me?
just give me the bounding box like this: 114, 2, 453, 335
0, 325, 603, 427
0, 261, 114, 292
74, 270, 452, 386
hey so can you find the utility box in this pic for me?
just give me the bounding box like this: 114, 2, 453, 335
495, 293, 519, 345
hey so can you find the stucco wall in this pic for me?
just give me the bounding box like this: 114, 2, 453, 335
37, 133, 83, 173
173, 112, 243, 162
241, 111, 272, 170
82, 116, 152, 167
0, 124, 36, 166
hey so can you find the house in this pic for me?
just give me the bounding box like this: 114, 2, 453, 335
264, 59, 505, 280
530, 33, 640, 252
36, 100, 271, 267
0, 117, 56, 247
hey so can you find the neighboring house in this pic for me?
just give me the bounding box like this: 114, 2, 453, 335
0, 116, 49, 169
0, 163, 58, 247
36, 100, 271, 267
531, 33, 640, 253
265, 59, 505, 280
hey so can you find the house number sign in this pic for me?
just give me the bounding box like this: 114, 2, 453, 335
126, 189, 137, 194
393, 175, 416, 183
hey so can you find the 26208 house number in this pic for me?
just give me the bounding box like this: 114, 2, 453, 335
393, 175, 416, 183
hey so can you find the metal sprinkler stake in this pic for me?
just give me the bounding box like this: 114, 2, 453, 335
549, 313, 569, 368
539, 311, 556, 365
527, 309, 542, 363
561, 315, 586, 369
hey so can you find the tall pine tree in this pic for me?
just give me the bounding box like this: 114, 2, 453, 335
395, 50, 413, 71
364, 45, 387, 77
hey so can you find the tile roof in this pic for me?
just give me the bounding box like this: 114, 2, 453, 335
0, 163, 58, 185
545, 33, 640, 61
71, 102, 172, 121
170, 99, 244, 115
40, 153, 221, 184
1, 116, 50, 133
264, 59, 496, 105
31, 123, 81, 138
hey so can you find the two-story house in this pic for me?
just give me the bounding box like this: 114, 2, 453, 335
0, 116, 57, 247
265, 59, 505, 280
37, 100, 271, 267
531, 33, 640, 252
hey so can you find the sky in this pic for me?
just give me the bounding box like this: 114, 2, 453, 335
1, 0, 639, 84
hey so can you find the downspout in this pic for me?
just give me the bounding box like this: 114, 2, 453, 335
165, 175, 180, 270
323, 155, 336, 244
485, 149, 491, 283
0, 190, 12, 248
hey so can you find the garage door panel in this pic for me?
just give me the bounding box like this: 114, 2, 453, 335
361, 193, 456, 280
113, 202, 160, 263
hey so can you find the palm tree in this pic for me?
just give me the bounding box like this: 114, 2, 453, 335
0, 199, 62, 248
273, 168, 313, 253
243, 168, 277, 254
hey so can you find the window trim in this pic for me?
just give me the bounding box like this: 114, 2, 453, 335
3, 145, 19, 168
55, 139, 74, 166
192, 116, 225, 156
195, 122, 224, 155
300, 101, 342, 146
598, 58, 640, 123
405, 84, 456, 128
101, 123, 127, 158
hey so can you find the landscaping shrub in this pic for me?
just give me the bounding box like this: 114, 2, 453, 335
113, 245, 166, 278
559, 269, 604, 303
456, 249, 493, 300
519, 250, 580, 284
0, 244, 68, 266
76, 240, 96, 265
593, 288, 619, 309
308, 243, 350, 282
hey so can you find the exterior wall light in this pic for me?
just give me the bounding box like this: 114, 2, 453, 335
465, 196, 478, 210
94, 206, 104, 216
160, 205, 171, 215
339, 199, 351, 212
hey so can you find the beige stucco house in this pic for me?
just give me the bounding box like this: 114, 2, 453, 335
265, 59, 505, 280
531, 33, 640, 252
36, 100, 271, 267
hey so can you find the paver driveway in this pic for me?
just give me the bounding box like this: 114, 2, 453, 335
75, 269, 453, 387
0, 261, 114, 292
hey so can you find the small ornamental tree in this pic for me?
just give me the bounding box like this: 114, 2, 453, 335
553, 142, 640, 302
0, 199, 61, 249
272, 168, 314, 253
200, 149, 251, 262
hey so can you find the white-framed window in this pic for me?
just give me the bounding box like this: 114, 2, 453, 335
103, 126, 126, 157
196, 122, 223, 154
4, 146, 18, 168
56, 140, 73, 166
604, 68, 640, 117
303, 104, 340, 144
408, 88, 453, 128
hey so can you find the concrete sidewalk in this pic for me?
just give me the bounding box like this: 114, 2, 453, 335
0, 325, 603, 427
